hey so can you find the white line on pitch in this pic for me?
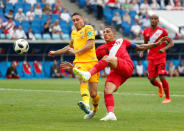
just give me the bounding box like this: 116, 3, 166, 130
0, 88, 184, 97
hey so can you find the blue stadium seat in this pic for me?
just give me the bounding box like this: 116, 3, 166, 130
172, 60, 179, 67
62, 34, 70, 40
129, 10, 137, 19
23, 3, 31, 13
78, 0, 86, 7
43, 34, 51, 40
15, 3, 24, 12
5, 3, 13, 10
35, 34, 42, 40
52, 34, 60, 40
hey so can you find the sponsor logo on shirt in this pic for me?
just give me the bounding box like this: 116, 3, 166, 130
88, 32, 93, 37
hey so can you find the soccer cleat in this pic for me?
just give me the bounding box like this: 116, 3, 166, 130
100, 112, 117, 121
162, 98, 171, 103
77, 101, 91, 114
73, 68, 91, 82
84, 111, 96, 119
158, 82, 163, 97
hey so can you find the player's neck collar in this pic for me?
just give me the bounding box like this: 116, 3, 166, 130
106, 40, 116, 45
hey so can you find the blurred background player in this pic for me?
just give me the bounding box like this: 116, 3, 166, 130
6, 61, 20, 79
140, 15, 174, 103
48, 13, 100, 119
72, 26, 167, 121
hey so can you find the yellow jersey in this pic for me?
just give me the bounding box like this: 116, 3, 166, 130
70, 25, 98, 63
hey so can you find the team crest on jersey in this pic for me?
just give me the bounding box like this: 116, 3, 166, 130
88, 32, 93, 37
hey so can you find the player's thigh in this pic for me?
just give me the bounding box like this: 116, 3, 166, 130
157, 63, 167, 76
103, 56, 118, 69
148, 60, 158, 79
106, 70, 127, 91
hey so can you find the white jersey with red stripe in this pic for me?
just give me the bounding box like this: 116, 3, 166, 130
143, 26, 169, 60
96, 38, 133, 66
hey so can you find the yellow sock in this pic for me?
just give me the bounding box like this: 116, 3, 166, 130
91, 94, 100, 113
80, 82, 90, 105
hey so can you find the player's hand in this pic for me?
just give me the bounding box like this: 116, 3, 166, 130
139, 51, 144, 58
48, 51, 56, 57
60, 62, 73, 71
68, 47, 77, 54
159, 48, 165, 53
157, 36, 168, 46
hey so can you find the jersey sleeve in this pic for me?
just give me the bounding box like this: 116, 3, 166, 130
124, 39, 131, 48
162, 28, 171, 41
86, 25, 95, 40
143, 29, 148, 43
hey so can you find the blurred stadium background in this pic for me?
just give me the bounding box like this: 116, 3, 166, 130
0, 0, 184, 79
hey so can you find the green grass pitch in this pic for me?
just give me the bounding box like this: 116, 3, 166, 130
0, 78, 184, 131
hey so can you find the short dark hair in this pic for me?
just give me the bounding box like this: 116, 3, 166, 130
72, 12, 82, 17
105, 26, 116, 33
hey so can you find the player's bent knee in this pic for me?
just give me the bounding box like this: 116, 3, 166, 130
90, 91, 97, 98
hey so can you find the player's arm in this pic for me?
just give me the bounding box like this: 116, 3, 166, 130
159, 37, 174, 53
139, 39, 147, 57
68, 39, 94, 55
48, 45, 71, 57
133, 36, 168, 51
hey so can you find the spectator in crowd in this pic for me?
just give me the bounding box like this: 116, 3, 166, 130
86, 0, 96, 14
168, 61, 179, 77
123, 11, 131, 24
164, 1, 174, 10
55, 0, 63, 9
135, 60, 145, 77
50, 60, 61, 78
130, 22, 141, 39
6, 0, 18, 5
60, 9, 71, 23
25, 0, 37, 7
2, 17, 15, 35
177, 61, 184, 76
43, 3, 52, 15
26, 7, 35, 22
106, 0, 117, 10
141, 14, 150, 29
150, 0, 160, 10
43, 17, 52, 34
6, 61, 19, 79
15, 8, 25, 23
112, 12, 121, 31
45, 0, 55, 5
173, 1, 183, 10
130, 0, 139, 13
121, 0, 130, 11
51, 20, 62, 38
175, 27, 184, 40
9, 26, 17, 39
140, 0, 150, 12
96, 0, 104, 20
53, 4, 61, 15
101, 66, 111, 78
34, 3, 42, 16
95, 23, 104, 39
0, 16, 4, 29
26, 28, 36, 40
15, 25, 27, 39
5, 10, 13, 19
135, 12, 143, 25
0, 0, 4, 8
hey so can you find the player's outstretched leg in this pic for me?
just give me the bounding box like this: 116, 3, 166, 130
73, 68, 91, 82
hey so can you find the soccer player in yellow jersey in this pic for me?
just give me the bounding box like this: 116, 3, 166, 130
48, 13, 100, 119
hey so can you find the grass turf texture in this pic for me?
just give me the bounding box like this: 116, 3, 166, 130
0, 78, 183, 131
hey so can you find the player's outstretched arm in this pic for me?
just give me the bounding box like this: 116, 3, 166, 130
135, 36, 168, 51
159, 37, 174, 53
48, 45, 70, 57
60, 62, 73, 71
68, 39, 94, 55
